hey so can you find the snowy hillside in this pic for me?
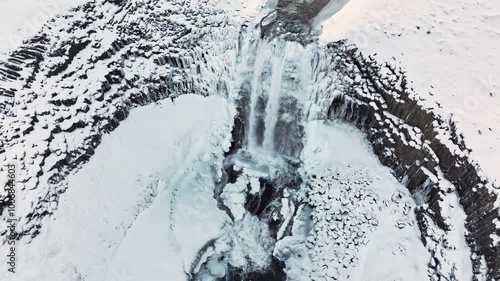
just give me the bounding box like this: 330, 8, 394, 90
320, 0, 500, 184
0, 0, 498, 280
0, 0, 92, 55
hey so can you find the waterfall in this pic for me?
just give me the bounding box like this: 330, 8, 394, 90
247, 40, 268, 150
239, 33, 313, 159
262, 46, 286, 152
193, 27, 324, 281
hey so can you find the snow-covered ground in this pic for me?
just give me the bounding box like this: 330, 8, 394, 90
0, 94, 235, 281
299, 120, 435, 281
0, 0, 91, 56
1, 0, 498, 187
0, 0, 266, 57
320, 0, 500, 183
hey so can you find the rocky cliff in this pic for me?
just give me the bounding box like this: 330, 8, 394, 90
0, 0, 238, 240
322, 42, 499, 280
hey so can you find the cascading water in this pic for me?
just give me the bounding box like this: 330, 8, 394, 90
242, 32, 313, 159
189, 27, 316, 281
189, 3, 439, 280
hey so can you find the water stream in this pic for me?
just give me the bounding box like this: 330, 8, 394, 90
189, 26, 316, 281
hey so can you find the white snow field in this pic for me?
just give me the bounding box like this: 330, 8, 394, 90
274, 120, 433, 281
299, 120, 472, 281
0, 0, 91, 55
0, 94, 235, 281
320, 0, 500, 184
0, 100, 454, 281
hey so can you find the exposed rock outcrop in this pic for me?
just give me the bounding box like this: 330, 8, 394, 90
0, 0, 239, 242
322, 42, 499, 280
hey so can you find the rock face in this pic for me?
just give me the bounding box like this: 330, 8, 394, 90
0, 0, 240, 241
321, 42, 500, 280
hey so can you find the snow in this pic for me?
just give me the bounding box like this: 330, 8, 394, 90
226, 213, 276, 271
319, 0, 500, 183
0, 0, 91, 55
0, 94, 235, 281
221, 175, 249, 221
274, 235, 312, 281
435, 180, 474, 280
0, 0, 267, 58
299, 120, 435, 281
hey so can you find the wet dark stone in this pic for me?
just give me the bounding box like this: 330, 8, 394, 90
225, 257, 286, 281
0, 196, 12, 217
225, 164, 242, 185
246, 179, 276, 217
261, 0, 334, 43
226, 116, 246, 157
273, 95, 304, 159
108, 0, 126, 5
253, 95, 268, 146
